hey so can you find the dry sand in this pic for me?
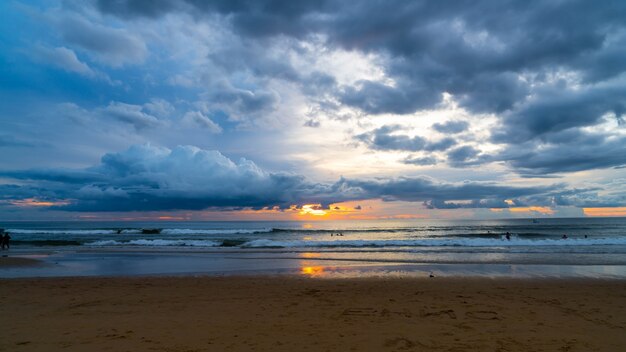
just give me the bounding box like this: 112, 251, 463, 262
1, 276, 625, 351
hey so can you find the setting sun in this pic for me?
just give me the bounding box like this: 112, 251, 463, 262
299, 204, 327, 216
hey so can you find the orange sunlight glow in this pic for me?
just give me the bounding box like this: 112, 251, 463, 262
491, 206, 554, 215
9, 198, 70, 207
583, 207, 626, 217
299, 204, 327, 216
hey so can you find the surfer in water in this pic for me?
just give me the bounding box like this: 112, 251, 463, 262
505, 232, 511, 241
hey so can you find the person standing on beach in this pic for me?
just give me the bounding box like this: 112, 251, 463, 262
1, 233, 10, 249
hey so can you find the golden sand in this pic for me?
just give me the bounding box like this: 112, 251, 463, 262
1, 276, 625, 351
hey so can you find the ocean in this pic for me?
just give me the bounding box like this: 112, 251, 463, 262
2, 217, 626, 278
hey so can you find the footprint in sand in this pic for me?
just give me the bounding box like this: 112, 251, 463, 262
465, 310, 499, 320
419, 309, 457, 319
384, 337, 419, 350
342, 307, 377, 316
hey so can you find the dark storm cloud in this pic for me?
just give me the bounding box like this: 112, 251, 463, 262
492, 85, 626, 144
425, 137, 457, 152
97, 0, 331, 37
93, 1, 626, 177
95, 1, 626, 111
1, 144, 343, 211
338, 176, 558, 209
339, 80, 440, 115
356, 125, 426, 152
0, 169, 106, 184
0, 144, 580, 211
357, 125, 456, 152
446, 146, 493, 168
448, 146, 479, 163
498, 134, 626, 175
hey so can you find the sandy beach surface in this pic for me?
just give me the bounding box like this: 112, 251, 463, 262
1, 276, 625, 352
0, 256, 43, 267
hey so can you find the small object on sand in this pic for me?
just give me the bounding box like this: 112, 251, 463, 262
429, 273, 435, 278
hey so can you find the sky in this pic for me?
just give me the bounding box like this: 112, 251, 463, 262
1, 0, 626, 221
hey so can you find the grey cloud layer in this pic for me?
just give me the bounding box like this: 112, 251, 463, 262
0, 144, 589, 212
357, 125, 456, 152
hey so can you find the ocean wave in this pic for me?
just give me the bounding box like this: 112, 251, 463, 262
161, 228, 273, 235
6, 229, 142, 235
87, 239, 222, 247
241, 237, 626, 248
7, 228, 273, 236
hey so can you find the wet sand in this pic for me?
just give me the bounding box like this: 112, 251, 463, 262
1, 276, 625, 351
0, 256, 43, 267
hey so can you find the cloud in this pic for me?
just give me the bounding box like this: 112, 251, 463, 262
448, 146, 480, 163
91, 1, 626, 121
32, 45, 94, 76
446, 145, 492, 168
498, 133, 626, 174
403, 156, 438, 166
144, 99, 175, 118
0, 144, 573, 211
0, 144, 331, 211
202, 81, 279, 123
0, 135, 38, 148
303, 119, 320, 128
338, 176, 558, 209
99, 102, 161, 130
56, 14, 147, 67
90, 0, 626, 173
182, 111, 222, 133
432, 120, 469, 134
357, 125, 456, 152
356, 125, 426, 151
425, 137, 457, 152
30, 45, 117, 84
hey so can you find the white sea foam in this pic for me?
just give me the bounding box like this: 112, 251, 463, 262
241, 237, 626, 248
160, 228, 272, 235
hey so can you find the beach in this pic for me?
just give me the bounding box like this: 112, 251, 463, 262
1, 275, 625, 352
2, 219, 626, 351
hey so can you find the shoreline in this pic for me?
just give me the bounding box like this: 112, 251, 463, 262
2, 250, 626, 279
1, 276, 625, 351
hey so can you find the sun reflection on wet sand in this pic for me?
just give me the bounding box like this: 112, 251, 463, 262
300, 265, 325, 276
